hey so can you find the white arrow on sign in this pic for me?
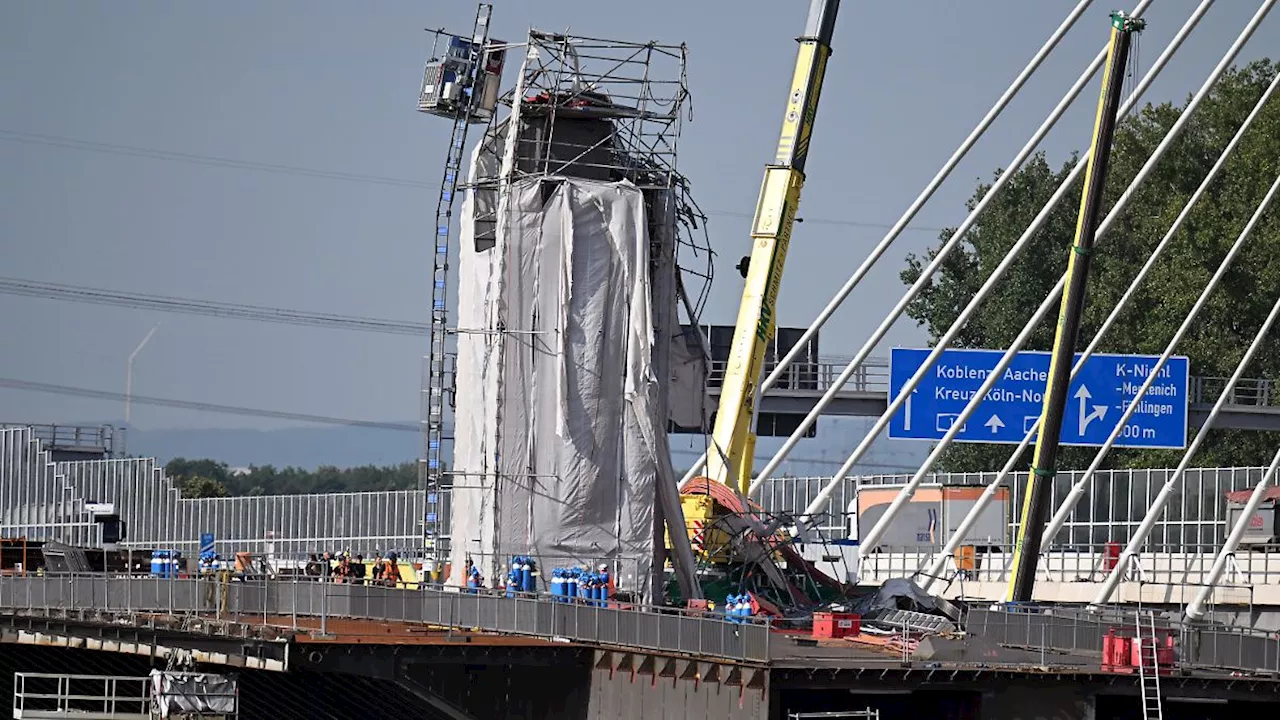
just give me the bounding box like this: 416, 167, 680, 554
1075, 385, 1109, 436
904, 388, 918, 432
985, 415, 1005, 434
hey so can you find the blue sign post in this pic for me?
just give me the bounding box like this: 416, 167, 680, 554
199, 532, 215, 556
888, 348, 1189, 449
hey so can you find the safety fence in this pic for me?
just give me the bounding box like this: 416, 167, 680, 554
0, 574, 771, 663
965, 606, 1280, 674
858, 543, 1280, 588
3, 575, 1279, 674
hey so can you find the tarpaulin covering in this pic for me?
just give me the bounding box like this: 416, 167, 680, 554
148, 670, 237, 717
850, 577, 950, 617
450, 144, 676, 596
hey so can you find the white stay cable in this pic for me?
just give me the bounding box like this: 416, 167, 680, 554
675, 0, 1105, 489
1185, 445, 1280, 621
1044, 171, 1280, 548
1089, 172, 1280, 608
1045, 184, 1280, 549
742, 0, 1165, 494
920, 68, 1280, 591
797, 0, 1231, 534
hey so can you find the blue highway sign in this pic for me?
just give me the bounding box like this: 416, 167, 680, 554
888, 348, 1189, 449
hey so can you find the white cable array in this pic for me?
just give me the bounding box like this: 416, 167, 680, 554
742, 0, 1161, 493
1045, 220, 1280, 546
676, 0, 1102, 488
1185, 445, 1280, 621
919, 68, 1280, 590
798, 0, 1233, 537
1089, 171, 1280, 608
1046, 170, 1280, 547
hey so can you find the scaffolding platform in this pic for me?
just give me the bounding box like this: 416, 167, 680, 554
12, 673, 237, 720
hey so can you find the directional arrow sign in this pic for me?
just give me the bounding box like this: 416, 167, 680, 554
985, 415, 1005, 434
888, 348, 1189, 449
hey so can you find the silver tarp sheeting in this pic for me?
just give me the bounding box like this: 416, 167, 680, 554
149, 670, 238, 717
450, 167, 671, 594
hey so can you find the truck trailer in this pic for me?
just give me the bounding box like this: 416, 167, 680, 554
852, 483, 1010, 551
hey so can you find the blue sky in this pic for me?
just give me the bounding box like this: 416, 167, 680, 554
1, 1, 1275, 455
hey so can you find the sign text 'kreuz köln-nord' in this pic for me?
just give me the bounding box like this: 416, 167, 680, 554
888, 348, 1189, 449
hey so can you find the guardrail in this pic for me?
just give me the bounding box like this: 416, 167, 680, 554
965, 606, 1280, 674
0, 423, 123, 454
3, 575, 1277, 675
0, 574, 772, 664
704, 357, 1277, 408
858, 544, 1280, 588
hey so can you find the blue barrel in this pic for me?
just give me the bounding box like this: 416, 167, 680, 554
550, 569, 562, 600
519, 557, 531, 593
726, 594, 740, 623
577, 572, 590, 603
152, 550, 176, 578
506, 561, 518, 598
523, 558, 537, 593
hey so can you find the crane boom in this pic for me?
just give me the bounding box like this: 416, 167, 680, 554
1005, 11, 1144, 603
704, 0, 841, 494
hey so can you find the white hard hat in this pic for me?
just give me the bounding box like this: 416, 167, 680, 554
598, 564, 607, 571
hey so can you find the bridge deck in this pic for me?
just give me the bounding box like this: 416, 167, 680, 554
3, 575, 1278, 679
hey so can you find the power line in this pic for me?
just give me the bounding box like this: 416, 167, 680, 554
0, 276, 428, 336
0, 128, 944, 233
0, 377, 419, 432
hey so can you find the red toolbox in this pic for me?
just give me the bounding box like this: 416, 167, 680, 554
813, 612, 861, 639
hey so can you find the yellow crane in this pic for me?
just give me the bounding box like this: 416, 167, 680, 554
1006, 11, 1144, 602
700, 0, 841, 496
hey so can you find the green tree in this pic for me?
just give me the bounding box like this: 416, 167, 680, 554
164, 458, 420, 497
164, 458, 230, 485
175, 475, 230, 498
901, 59, 1280, 473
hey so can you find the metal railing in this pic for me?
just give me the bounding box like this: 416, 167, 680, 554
703, 356, 1276, 408
857, 543, 1280, 588
0, 574, 772, 664
0, 423, 123, 455
962, 605, 1280, 674
13, 673, 153, 719
3, 574, 1278, 674
1191, 376, 1278, 408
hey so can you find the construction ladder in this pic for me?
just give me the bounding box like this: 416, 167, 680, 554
421, 3, 493, 565
1135, 610, 1164, 720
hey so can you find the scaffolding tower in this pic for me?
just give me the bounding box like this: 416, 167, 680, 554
444, 29, 713, 598
415, 4, 500, 566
